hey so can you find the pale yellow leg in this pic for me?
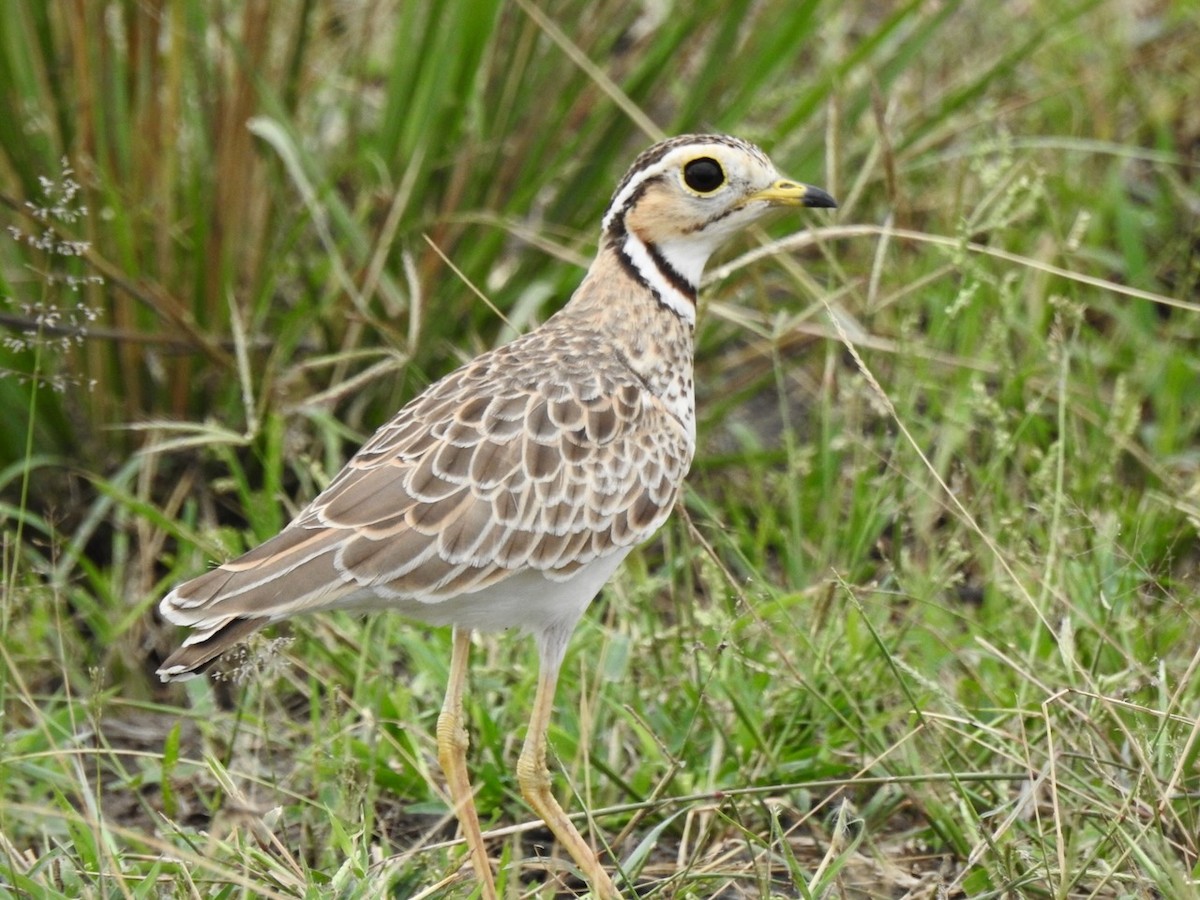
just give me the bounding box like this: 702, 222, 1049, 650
516, 666, 621, 899
436, 627, 498, 900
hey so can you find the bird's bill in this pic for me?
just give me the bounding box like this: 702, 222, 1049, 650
746, 179, 838, 209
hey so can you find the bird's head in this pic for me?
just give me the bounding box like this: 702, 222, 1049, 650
599, 134, 836, 306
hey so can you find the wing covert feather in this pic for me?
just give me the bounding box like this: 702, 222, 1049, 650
166, 326, 693, 620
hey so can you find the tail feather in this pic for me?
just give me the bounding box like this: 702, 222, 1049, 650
156, 616, 265, 681
155, 524, 353, 681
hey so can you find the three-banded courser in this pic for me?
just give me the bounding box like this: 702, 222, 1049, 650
157, 134, 836, 898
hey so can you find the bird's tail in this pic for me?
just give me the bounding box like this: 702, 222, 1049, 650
156, 615, 265, 681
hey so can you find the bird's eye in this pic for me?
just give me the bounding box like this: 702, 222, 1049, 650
683, 157, 725, 193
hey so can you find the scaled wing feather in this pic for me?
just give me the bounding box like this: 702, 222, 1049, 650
158, 325, 691, 636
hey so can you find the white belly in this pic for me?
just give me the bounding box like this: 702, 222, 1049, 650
333, 547, 634, 668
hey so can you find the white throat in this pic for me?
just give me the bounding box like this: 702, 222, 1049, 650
620, 230, 698, 324
654, 233, 720, 287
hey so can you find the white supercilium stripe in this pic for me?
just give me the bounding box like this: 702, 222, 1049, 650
602, 166, 658, 234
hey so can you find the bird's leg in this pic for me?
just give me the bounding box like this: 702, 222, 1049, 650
436, 627, 498, 900
517, 664, 621, 899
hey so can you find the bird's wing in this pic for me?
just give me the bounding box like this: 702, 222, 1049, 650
159, 328, 690, 633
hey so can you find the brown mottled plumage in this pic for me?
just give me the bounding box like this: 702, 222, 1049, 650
156, 135, 835, 898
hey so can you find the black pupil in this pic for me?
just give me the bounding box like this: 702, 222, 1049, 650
684, 157, 724, 193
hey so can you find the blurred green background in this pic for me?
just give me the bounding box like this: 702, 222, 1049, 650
2, 1, 1198, 896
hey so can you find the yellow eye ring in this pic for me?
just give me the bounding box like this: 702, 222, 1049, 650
682, 157, 725, 193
